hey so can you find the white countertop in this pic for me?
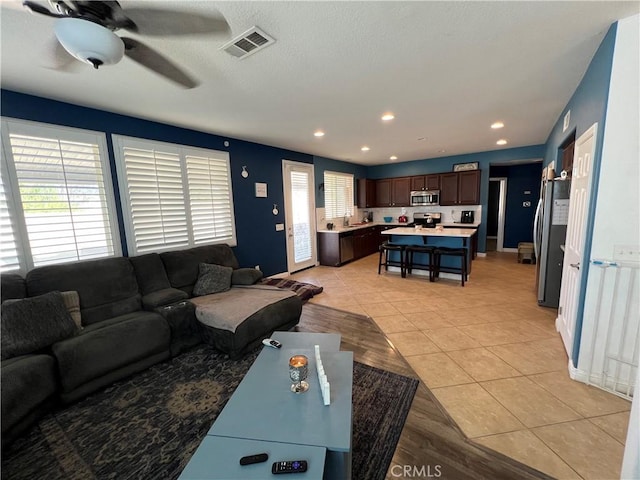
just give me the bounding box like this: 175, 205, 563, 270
317, 220, 480, 233
317, 221, 403, 233
381, 227, 476, 238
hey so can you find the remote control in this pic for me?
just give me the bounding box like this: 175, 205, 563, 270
239, 453, 268, 465
262, 338, 282, 349
271, 460, 308, 474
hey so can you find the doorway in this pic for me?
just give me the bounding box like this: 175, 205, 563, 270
282, 160, 317, 273
488, 177, 507, 252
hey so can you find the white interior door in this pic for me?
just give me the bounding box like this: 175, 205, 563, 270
557, 123, 597, 356
282, 160, 316, 273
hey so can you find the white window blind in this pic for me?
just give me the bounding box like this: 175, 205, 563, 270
1, 119, 120, 272
0, 166, 21, 272
113, 136, 236, 255
290, 170, 312, 263
324, 171, 354, 220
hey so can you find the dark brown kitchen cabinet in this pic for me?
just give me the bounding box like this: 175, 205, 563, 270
375, 179, 392, 207
439, 171, 480, 206
410, 174, 440, 191
458, 170, 481, 205
357, 178, 377, 208
353, 226, 378, 259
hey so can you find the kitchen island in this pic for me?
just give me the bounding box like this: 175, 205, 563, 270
381, 227, 476, 280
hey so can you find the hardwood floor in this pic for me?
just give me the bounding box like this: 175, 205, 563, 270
296, 303, 552, 480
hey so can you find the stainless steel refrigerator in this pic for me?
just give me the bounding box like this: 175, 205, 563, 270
534, 177, 570, 308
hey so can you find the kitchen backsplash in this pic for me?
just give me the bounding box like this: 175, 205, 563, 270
316, 205, 482, 228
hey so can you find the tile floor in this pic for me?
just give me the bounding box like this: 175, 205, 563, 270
290, 251, 631, 480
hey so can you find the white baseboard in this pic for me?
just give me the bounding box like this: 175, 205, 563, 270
501, 248, 518, 253
569, 362, 634, 400
477, 252, 487, 257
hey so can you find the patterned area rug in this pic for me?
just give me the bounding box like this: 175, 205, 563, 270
260, 278, 323, 302
2, 345, 417, 480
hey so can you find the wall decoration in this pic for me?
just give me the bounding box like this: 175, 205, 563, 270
453, 162, 479, 172
255, 182, 268, 198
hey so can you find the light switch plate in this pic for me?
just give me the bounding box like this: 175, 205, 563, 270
275, 223, 284, 231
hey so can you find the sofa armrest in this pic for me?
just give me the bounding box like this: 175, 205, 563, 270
141, 288, 188, 310
231, 268, 263, 286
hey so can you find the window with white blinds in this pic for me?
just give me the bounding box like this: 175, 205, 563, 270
323, 171, 354, 220
0, 119, 120, 273
113, 135, 236, 255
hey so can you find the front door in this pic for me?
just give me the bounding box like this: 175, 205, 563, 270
282, 160, 316, 273
557, 124, 597, 356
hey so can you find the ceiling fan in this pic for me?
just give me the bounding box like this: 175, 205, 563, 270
22, 0, 230, 88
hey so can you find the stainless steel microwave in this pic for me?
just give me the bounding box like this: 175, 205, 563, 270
410, 190, 440, 206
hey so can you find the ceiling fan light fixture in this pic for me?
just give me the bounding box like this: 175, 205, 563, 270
54, 18, 124, 69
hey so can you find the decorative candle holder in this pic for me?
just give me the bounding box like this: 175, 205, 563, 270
289, 355, 309, 393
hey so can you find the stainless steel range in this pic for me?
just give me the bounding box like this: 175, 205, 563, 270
408, 212, 441, 228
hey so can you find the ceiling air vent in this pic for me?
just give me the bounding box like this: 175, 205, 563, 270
221, 27, 275, 59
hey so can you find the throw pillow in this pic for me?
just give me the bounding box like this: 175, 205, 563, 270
193, 263, 233, 296
60, 291, 82, 329
231, 268, 264, 286
1, 291, 79, 360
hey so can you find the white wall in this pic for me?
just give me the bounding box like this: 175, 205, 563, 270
573, 14, 639, 474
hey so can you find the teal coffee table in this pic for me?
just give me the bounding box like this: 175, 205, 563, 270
180, 332, 353, 480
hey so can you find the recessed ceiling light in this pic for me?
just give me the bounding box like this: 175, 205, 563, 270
381, 113, 395, 121
491, 122, 504, 129
496, 139, 508, 145
390, 155, 397, 160
361, 146, 370, 152
314, 130, 325, 137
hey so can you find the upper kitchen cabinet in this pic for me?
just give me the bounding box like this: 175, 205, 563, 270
377, 177, 411, 207
357, 178, 377, 208
439, 170, 481, 206
410, 174, 440, 191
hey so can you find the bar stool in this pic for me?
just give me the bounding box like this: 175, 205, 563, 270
433, 247, 468, 287
405, 245, 437, 282
378, 241, 406, 278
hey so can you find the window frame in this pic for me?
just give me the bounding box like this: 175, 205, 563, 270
323, 170, 355, 220
0, 117, 122, 274
112, 134, 236, 256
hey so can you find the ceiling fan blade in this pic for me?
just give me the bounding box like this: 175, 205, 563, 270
69, 1, 137, 31
22, 1, 64, 18
122, 37, 198, 89
120, 8, 229, 36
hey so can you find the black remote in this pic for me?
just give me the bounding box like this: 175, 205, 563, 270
239, 453, 268, 465
271, 460, 308, 474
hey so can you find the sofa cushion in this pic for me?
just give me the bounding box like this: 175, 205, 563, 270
193, 263, 233, 296
52, 311, 170, 393
231, 268, 264, 286
141, 288, 189, 310
26, 257, 142, 325
160, 244, 239, 296
1, 292, 78, 360
129, 253, 172, 294
1, 274, 26, 303
1, 354, 57, 436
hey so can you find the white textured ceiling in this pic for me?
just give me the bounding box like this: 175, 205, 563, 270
1, 1, 638, 165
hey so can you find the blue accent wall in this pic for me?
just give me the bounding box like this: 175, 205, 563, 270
1, 89, 312, 276
366, 145, 545, 252
541, 24, 618, 366
490, 163, 542, 248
